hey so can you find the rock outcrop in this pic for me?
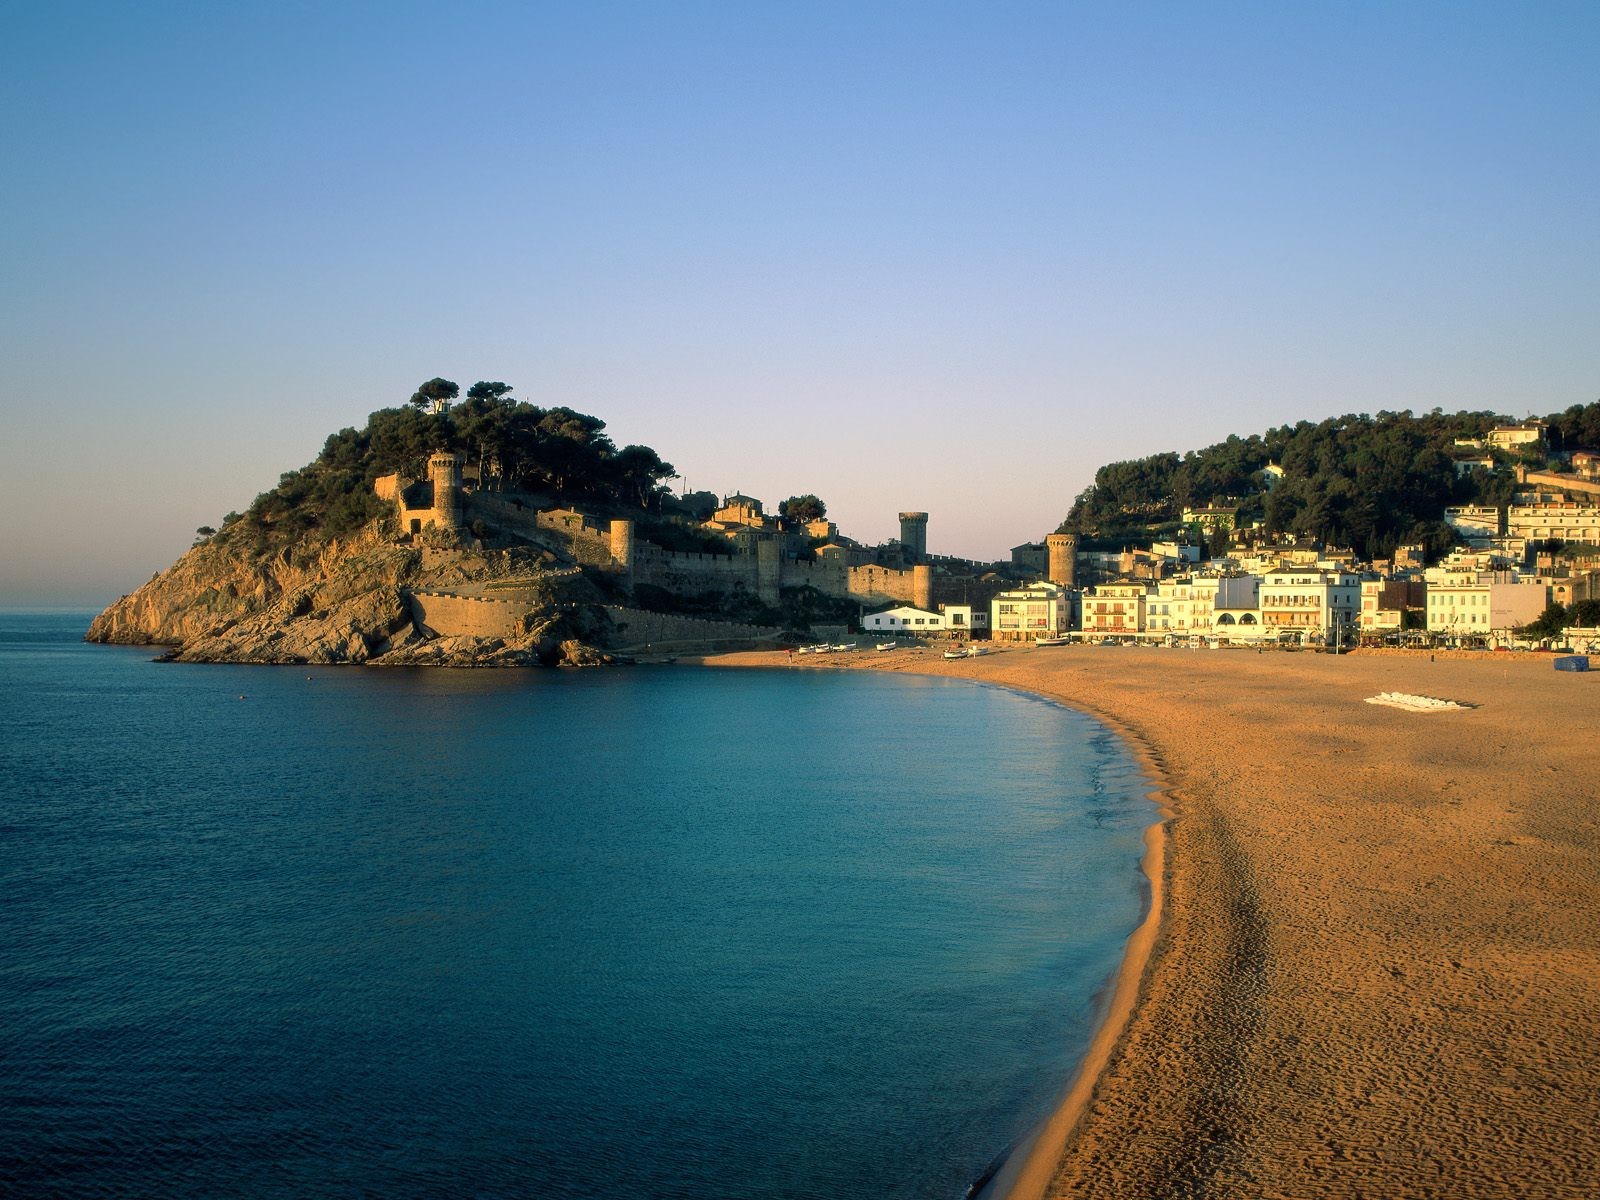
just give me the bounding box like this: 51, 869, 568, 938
87, 523, 616, 668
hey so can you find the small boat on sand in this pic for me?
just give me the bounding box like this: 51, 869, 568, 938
1033, 635, 1070, 646
942, 648, 967, 660
874, 641, 897, 652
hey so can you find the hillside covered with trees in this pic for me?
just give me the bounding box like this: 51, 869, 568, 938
1060, 402, 1600, 560
228, 379, 678, 554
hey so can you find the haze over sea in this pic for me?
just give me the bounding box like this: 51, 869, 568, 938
0, 612, 1153, 1199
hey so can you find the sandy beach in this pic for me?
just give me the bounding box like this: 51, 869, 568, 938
703, 645, 1600, 1199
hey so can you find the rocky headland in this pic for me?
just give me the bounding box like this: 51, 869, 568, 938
87, 523, 617, 668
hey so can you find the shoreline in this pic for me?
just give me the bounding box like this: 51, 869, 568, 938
700, 644, 1600, 1197
704, 651, 1178, 1200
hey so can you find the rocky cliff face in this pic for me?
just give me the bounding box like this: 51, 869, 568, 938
86, 524, 615, 667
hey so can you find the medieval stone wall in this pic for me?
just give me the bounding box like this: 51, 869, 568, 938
408, 590, 534, 639
633, 545, 757, 594
603, 606, 786, 650
849, 563, 919, 604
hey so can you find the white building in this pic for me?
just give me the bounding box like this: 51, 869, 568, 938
939, 604, 989, 635
1444, 506, 1501, 545
1258, 567, 1361, 643
1360, 580, 1426, 635
1081, 583, 1151, 640
1210, 576, 1264, 641
861, 605, 944, 634
1505, 500, 1600, 547
1487, 422, 1546, 450
990, 582, 1073, 641
1425, 578, 1548, 639
1150, 541, 1203, 564
1149, 576, 1222, 636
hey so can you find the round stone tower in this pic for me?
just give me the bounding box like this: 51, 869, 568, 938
609, 519, 635, 583
898, 511, 929, 562
428, 452, 464, 530
912, 563, 934, 611
1046, 532, 1079, 587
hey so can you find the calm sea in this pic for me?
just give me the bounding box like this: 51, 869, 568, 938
0, 611, 1154, 1199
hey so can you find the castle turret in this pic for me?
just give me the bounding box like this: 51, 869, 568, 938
428, 452, 464, 530
609, 519, 635, 585
1046, 532, 1078, 587
899, 511, 928, 562
912, 563, 933, 611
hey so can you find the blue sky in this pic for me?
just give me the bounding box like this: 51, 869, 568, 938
3, 1, 1597, 604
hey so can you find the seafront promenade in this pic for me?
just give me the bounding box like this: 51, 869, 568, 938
705, 645, 1600, 1198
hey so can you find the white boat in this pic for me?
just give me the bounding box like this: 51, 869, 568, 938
942, 648, 967, 660
1033, 635, 1070, 646
874, 641, 897, 652
964, 645, 990, 657
832, 643, 858, 653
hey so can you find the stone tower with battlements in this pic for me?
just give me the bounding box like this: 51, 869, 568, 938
609, 519, 635, 586
898, 512, 929, 562
428, 452, 464, 531
1046, 532, 1078, 587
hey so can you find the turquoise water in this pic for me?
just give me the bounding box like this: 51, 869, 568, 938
0, 611, 1154, 1198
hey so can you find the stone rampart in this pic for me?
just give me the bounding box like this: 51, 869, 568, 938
782, 555, 849, 596
408, 590, 536, 639
413, 492, 929, 609
603, 606, 786, 651
634, 546, 757, 595
849, 563, 919, 604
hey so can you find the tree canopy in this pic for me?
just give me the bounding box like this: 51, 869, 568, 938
408, 377, 460, 409
779, 494, 828, 524
1059, 404, 1600, 561
237, 380, 678, 549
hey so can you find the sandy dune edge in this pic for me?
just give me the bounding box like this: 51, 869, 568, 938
701, 646, 1600, 1199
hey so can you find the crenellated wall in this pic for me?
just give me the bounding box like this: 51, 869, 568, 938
373, 480, 948, 612
849, 563, 920, 604
408, 590, 537, 639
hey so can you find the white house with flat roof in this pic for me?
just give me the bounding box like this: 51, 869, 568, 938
1081, 583, 1151, 640
1425, 577, 1548, 639
1258, 567, 1361, 643
861, 605, 944, 634
990, 582, 1073, 641
939, 604, 988, 635
1149, 575, 1220, 636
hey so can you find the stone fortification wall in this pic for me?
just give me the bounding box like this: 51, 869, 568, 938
634, 545, 756, 593
1523, 470, 1600, 499
930, 575, 1006, 611
604, 606, 785, 651
780, 555, 849, 597
420, 490, 936, 610
408, 590, 539, 639
849, 563, 919, 604
469, 495, 618, 569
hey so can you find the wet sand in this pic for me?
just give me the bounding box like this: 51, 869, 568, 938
702, 645, 1600, 1198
